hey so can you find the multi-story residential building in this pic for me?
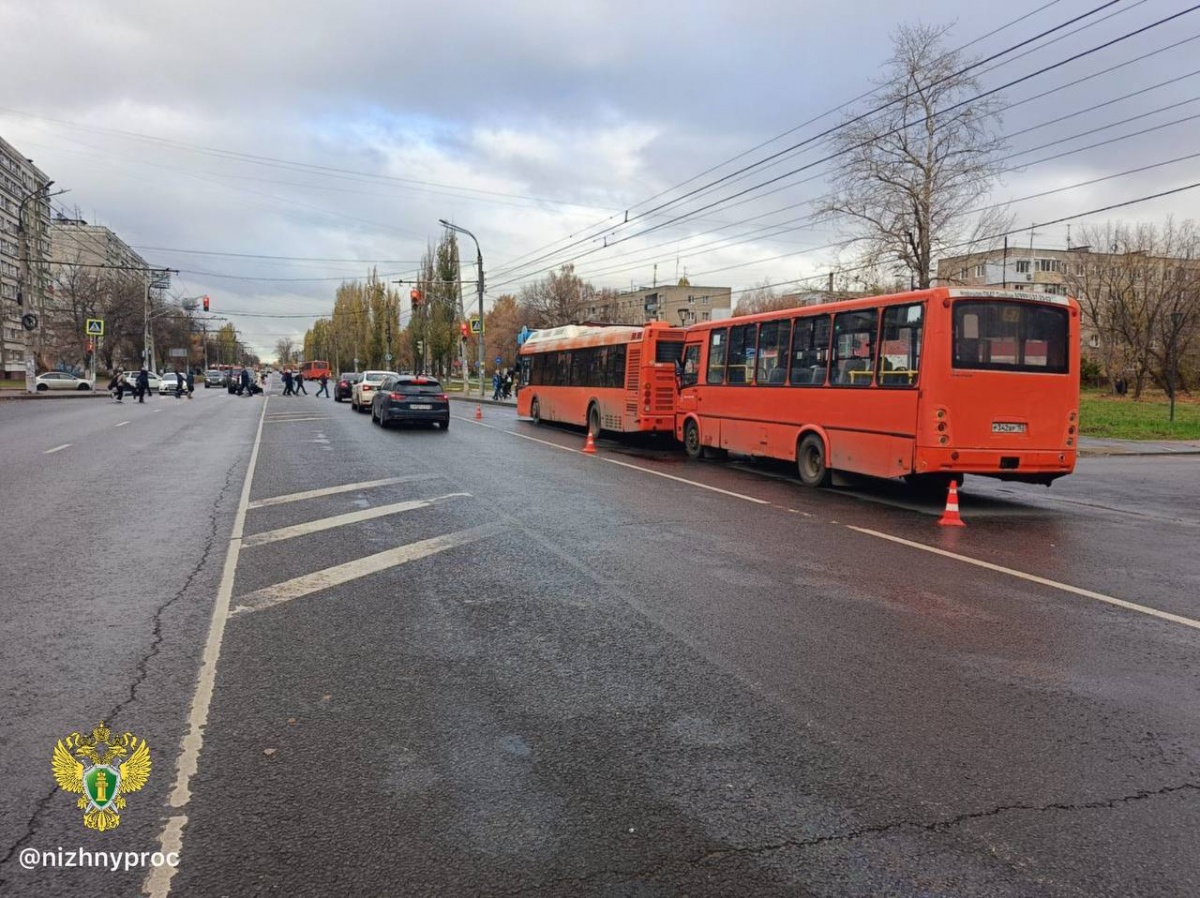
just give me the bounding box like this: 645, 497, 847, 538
0, 134, 52, 379
51, 215, 149, 273
936, 246, 1075, 297
585, 281, 733, 326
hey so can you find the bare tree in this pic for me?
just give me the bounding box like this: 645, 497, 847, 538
275, 337, 296, 366
820, 23, 1009, 289
1067, 220, 1200, 398
518, 264, 592, 326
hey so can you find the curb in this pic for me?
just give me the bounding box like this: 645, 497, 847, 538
447, 394, 517, 409
0, 390, 108, 402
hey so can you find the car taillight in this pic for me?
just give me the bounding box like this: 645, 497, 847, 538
438, 394, 448, 401
389, 392, 404, 400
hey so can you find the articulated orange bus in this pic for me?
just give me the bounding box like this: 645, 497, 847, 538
517, 322, 685, 435
675, 287, 1080, 488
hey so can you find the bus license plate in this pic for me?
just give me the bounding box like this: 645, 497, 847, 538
992, 422, 1026, 433
410, 403, 432, 410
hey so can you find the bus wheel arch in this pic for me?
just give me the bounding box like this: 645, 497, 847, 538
530, 395, 541, 424
587, 400, 601, 437
797, 430, 832, 488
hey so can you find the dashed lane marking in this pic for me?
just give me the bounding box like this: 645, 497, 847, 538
848, 526, 1200, 632
247, 474, 441, 509
264, 415, 329, 423
229, 522, 505, 617
115, 421, 129, 428
241, 493, 470, 548
44, 444, 71, 454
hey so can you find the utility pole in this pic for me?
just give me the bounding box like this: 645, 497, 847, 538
15, 181, 56, 391
439, 220, 486, 399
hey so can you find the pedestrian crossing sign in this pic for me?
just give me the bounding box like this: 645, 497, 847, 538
85, 319, 104, 336
470, 316, 483, 335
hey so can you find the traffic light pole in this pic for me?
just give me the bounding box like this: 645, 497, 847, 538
439, 220, 485, 399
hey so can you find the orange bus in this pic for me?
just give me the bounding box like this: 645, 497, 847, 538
300, 360, 332, 381
675, 287, 1079, 488
517, 322, 685, 435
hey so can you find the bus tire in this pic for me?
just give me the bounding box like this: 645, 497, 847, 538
683, 419, 704, 460
587, 402, 601, 438
531, 396, 541, 424
797, 434, 832, 488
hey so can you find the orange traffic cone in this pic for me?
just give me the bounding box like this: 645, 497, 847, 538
583, 430, 597, 454
937, 480, 966, 527
474, 404, 483, 420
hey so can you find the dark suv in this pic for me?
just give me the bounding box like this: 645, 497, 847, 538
370, 376, 450, 430
334, 372, 360, 403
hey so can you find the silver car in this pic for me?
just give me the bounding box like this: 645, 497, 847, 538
34, 372, 92, 391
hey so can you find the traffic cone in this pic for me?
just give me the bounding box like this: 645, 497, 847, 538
474, 404, 483, 420
937, 480, 966, 527
583, 430, 597, 454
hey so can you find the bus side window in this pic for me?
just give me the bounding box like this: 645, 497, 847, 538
833, 309, 879, 387
726, 324, 753, 385
879, 303, 923, 387
790, 315, 830, 386
706, 329, 728, 384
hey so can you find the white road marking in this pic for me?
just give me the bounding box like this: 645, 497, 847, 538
247, 474, 440, 509
242, 493, 470, 548
848, 525, 1200, 632
43, 444, 71, 454
265, 415, 329, 423
115, 421, 130, 428
229, 522, 505, 616
144, 395, 269, 898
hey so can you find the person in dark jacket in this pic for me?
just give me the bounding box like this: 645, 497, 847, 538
295, 371, 307, 395
240, 368, 251, 395
186, 370, 195, 399
174, 368, 185, 398
136, 368, 150, 403
282, 369, 294, 396
316, 373, 329, 398
108, 370, 125, 402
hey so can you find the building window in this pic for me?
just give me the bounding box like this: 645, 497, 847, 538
1015, 260, 1031, 274
1036, 258, 1064, 273
974, 264, 986, 278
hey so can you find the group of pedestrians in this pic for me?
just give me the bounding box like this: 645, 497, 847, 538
492, 369, 514, 401
280, 369, 329, 397
107, 367, 194, 404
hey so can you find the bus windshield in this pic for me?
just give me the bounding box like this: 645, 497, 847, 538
952, 300, 1069, 374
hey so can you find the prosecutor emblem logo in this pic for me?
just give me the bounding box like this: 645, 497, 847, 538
52, 723, 151, 831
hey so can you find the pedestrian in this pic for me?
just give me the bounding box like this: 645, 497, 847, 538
186, 370, 195, 399
282, 369, 294, 396
108, 370, 125, 402
492, 370, 502, 401
503, 370, 513, 400
136, 367, 150, 403
174, 368, 185, 399
316, 373, 329, 398
240, 368, 251, 396
295, 370, 307, 395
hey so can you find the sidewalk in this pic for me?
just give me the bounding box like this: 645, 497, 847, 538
0, 388, 109, 402
448, 393, 517, 409
1078, 436, 1200, 457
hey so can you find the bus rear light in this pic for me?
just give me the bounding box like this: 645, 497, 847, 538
1068, 425, 1076, 434
939, 436, 949, 445
937, 423, 946, 433
1066, 438, 1074, 446
936, 409, 946, 419
950, 451, 959, 461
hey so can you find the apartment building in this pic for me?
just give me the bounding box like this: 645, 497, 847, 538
51, 215, 149, 273
585, 281, 733, 326
936, 246, 1076, 296
0, 134, 52, 379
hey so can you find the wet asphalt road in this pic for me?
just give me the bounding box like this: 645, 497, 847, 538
2, 387, 1198, 897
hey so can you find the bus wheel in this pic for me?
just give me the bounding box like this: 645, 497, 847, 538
683, 419, 704, 460
587, 403, 601, 438
797, 434, 832, 487
531, 397, 541, 424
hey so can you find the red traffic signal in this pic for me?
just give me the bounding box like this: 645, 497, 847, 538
202, 296, 210, 311
460, 321, 469, 338
410, 288, 422, 306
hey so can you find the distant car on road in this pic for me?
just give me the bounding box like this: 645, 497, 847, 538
334, 372, 360, 403
159, 372, 186, 395
34, 372, 92, 391
123, 371, 161, 393
204, 369, 227, 388
371, 375, 450, 430
350, 370, 397, 412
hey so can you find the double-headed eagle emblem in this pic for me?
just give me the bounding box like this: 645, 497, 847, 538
52, 723, 151, 831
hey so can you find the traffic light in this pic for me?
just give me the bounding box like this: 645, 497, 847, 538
460, 321, 469, 338
410, 288, 422, 306
202, 296, 210, 311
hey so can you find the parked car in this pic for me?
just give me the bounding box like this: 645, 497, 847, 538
371, 375, 450, 430
334, 372, 361, 403
350, 370, 397, 412
204, 369, 227, 388
123, 371, 162, 393
34, 371, 92, 391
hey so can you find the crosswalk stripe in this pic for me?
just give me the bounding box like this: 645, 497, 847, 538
241, 493, 469, 547
247, 475, 439, 509
229, 522, 505, 616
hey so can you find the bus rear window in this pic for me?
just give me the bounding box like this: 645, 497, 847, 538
953, 301, 1069, 374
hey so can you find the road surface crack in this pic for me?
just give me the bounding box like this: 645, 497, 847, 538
0, 454, 242, 879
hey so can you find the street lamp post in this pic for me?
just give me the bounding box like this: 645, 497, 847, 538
439, 220, 485, 399
1169, 311, 1184, 424
15, 181, 55, 391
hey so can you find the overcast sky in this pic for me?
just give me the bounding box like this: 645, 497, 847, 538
3, 0, 1199, 355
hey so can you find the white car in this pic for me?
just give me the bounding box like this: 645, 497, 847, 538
34, 371, 92, 391
159, 372, 187, 394
123, 371, 162, 393
350, 370, 398, 412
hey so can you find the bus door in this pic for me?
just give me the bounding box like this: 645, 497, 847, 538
676, 342, 701, 413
